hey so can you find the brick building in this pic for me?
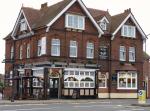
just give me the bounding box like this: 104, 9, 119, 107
4, 0, 147, 99
143, 52, 150, 98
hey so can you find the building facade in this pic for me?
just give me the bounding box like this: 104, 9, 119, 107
4, 0, 147, 99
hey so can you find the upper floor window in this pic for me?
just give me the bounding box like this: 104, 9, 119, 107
19, 45, 23, 59
10, 46, 14, 59
86, 42, 94, 59
37, 37, 46, 56
129, 47, 135, 62
38, 39, 42, 56
51, 39, 60, 56
70, 40, 77, 58
121, 25, 136, 38
100, 21, 107, 30
65, 14, 85, 30
26, 43, 30, 58
120, 46, 126, 61
20, 19, 27, 31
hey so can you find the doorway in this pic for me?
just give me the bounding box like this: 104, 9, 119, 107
49, 78, 59, 98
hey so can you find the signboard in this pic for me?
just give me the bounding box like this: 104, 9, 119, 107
99, 47, 108, 59
138, 90, 146, 104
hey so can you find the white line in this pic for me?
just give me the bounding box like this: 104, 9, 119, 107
2, 107, 57, 111
132, 109, 145, 111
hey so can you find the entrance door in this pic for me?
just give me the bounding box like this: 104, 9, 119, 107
49, 78, 59, 98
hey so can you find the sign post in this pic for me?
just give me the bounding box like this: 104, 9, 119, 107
138, 90, 146, 104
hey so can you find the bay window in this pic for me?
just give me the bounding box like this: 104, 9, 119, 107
118, 72, 137, 89
120, 46, 126, 61
121, 25, 136, 38
51, 39, 60, 56
129, 47, 135, 62
86, 42, 94, 59
65, 14, 85, 30
70, 40, 77, 57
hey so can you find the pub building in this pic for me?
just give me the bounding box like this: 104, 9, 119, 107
4, 0, 147, 99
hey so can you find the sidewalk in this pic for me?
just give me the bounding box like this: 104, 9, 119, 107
0, 99, 150, 107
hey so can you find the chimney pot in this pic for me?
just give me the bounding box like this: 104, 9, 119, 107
41, 2, 48, 10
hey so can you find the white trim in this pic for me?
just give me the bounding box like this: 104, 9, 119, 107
32, 67, 44, 71
11, 9, 32, 39
112, 13, 147, 40
98, 16, 109, 23
46, 0, 104, 36
64, 68, 96, 72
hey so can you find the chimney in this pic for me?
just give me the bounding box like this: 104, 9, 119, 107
124, 8, 131, 13
41, 2, 48, 11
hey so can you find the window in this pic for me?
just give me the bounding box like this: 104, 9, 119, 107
129, 47, 135, 62
64, 69, 95, 88
70, 41, 77, 57
10, 46, 14, 59
37, 39, 42, 56
120, 46, 126, 61
19, 45, 23, 59
33, 78, 43, 87
26, 43, 30, 58
20, 19, 27, 31
118, 72, 137, 89
37, 37, 46, 56
65, 14, 85, 30
100, 22, 107, 30
51, 39, 60, 56
121, 25, 136, 38
86, 42, 94, 59
99, 74, 107, 88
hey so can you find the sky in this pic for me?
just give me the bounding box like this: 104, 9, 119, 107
0, 0, 150, 74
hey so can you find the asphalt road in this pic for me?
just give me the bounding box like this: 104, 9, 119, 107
0, 100, 150, 111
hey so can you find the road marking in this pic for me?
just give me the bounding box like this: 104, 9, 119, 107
2, 107, 57, 111
132, 109, 145, 111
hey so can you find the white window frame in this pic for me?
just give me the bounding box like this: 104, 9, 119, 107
129, 47, 135, 62
64, 68, 95, 88
86, 42, 94, 59
98, 74, 107, 88
70, 40, 77, 58
19, 45, 23, 59
100, 22, 107, 31
117, 72, 137, 90
51, 39, 60, 56
37, 39, 42, 56
120, 46, 126, 61
121, 25, 136, 38
26, 43, 30, 58
20, 19, 27, 31
65, 14, 85, 30
10, 46, 14, 59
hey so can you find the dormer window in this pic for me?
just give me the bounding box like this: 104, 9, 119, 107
121, 25, 136, 38
20, 19, 27, 31
98, 16, 109, 31
100, 21, 107, 30
65, 14, 85, 30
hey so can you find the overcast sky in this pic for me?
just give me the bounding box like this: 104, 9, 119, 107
0, 0, 150, 74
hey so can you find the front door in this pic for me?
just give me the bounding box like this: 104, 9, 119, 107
49, 78, 59, 98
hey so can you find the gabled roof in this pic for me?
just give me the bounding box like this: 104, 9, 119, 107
111, 9, 147, 40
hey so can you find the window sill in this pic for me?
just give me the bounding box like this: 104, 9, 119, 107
117, 88, 137, 90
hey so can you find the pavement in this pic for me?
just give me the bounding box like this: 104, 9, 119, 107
0, 99, 150, 107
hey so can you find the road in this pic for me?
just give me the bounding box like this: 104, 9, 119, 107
0, 99, 150, 111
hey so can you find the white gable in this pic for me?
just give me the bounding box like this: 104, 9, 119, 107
98, 16, 109, 24
11, 9, 32, 39
46, 0, 104, 37
112, 13, 147, 40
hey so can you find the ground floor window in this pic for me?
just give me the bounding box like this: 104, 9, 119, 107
117, 71, 137, 89
98, 73, 107, 88
64, 68, 95, 88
